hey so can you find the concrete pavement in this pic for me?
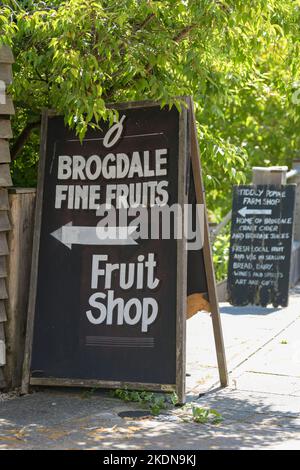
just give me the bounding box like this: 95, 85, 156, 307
0, 285, 300, 450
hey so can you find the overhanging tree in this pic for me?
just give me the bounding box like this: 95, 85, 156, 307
1, 0, 300, 215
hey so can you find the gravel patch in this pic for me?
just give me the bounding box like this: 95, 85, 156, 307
0, 390, 20, 402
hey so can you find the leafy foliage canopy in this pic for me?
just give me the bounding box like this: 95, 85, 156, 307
1, 0, 300, 215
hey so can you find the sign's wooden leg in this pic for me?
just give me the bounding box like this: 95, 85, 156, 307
188, 97, 229, 388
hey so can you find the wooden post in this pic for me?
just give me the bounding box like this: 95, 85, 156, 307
3, 189, 36, 389
288, 160, 300, 285
0, 45, 14, 388
252, 166, 288, 185
289, 160, 300, 242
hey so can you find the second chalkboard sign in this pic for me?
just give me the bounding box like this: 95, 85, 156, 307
228, 184, 296, 307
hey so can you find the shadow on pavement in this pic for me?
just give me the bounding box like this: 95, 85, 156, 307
220, 306, 281, 316
0, 387, 299, 449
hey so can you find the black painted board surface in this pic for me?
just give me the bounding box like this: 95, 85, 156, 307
228, 185, 295, 307
30, 103, 186, 386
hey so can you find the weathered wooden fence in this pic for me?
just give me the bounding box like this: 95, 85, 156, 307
0, 45, 14, 388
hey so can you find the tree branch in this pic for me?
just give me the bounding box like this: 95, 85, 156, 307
97, 12, 156, 65
135, 12, 156, 33
11, 120, 41, 161
103, 20, 198, 101
173, 23, 197, 43
142, 24, 197, 75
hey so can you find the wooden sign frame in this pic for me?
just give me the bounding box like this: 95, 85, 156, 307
22, 97, 228, 402
188, 97, 228, 387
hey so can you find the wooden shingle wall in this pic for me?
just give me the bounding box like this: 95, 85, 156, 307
0, 45, 14, 388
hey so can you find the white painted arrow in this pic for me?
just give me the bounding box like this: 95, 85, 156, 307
51, 222, 138, 249
238, 207, 272, 217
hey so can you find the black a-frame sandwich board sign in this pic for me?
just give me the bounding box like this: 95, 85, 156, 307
22, 97, 228, 403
